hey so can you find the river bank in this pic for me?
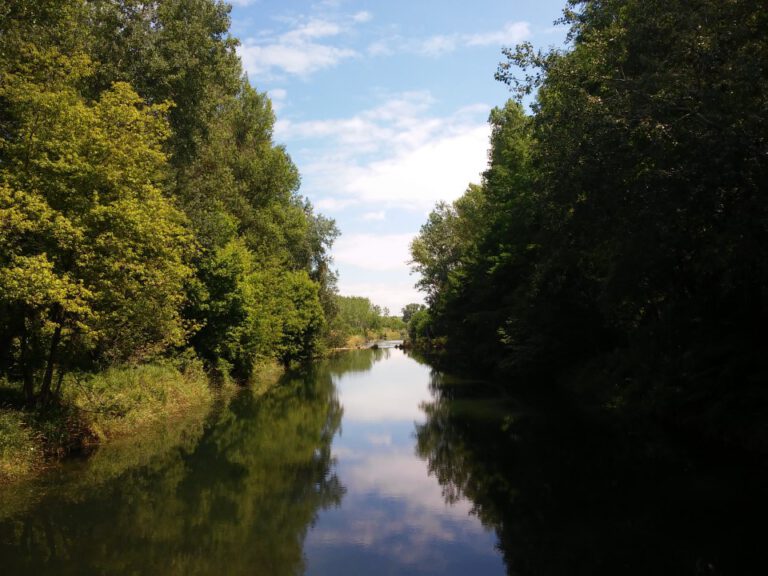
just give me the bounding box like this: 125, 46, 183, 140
0, 359, 284, 484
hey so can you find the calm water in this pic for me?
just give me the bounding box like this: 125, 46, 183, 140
1, 346, 765, 575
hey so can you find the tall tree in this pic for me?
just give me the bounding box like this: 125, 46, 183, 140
0, 3, 193, 402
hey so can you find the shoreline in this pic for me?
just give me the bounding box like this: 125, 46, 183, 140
0, 360, 286, 486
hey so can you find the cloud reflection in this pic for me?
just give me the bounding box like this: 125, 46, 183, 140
308, 447, 499, 571
306, 349, 505, 575
335, 353, 433, 423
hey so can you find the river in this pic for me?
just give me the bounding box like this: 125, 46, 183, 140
0, 345, 765, 574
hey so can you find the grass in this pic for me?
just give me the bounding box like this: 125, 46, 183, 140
248, 360, 285, 395
67, 361, 212, 440
0, 409, 43, 481
0, 360, 213, 484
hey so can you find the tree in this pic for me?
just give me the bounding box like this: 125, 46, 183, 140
412, 0, 768, 445
87, 0, 242, 166
401, 303, 426, 324
275, 272, 325, 367
0, 0, 340, 394
0, 62, 193, 402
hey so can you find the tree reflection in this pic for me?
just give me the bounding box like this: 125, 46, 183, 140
0, 369, 344, 575
325, 347, 392, 376
416, 370, 767, 576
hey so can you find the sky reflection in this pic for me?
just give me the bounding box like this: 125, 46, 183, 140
305, 349, 504, 576
334, 350, 434, 423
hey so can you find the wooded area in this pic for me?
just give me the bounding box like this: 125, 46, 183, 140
410, 0, 767, 450
0, 0, 349, 478
0, 0, 339, 402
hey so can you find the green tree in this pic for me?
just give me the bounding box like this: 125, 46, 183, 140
275, 272, 326, 367
401, 303, 426, 324
178, 80, 335, 375
87, 0, 242, 166
0, 3, 193, 402
413, 0, 768, 445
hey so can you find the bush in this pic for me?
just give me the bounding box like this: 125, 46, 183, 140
0, 410, 42, 481
67, 363, 212, 440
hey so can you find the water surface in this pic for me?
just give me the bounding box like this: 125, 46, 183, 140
0, 346, 505, 575
2, 346, 765, 575
304, 346, 504, 575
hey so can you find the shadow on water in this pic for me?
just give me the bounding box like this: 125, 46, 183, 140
0, 368, 344, 576
416, 369, 768, 576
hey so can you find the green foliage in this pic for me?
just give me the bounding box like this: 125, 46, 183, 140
0, 0, 340, 408
327, 295, 404, 346
406, 308, 433, 346
0, 0, 341, 480
0, 410, 42, 481
0, 32, 194, 400
0, 360, 212, 483
68, 362, 211, 439
275, 271, 326, 366
178, 80, 338, 374
86, 0, 243, 165
401, 303, 426, 324
412, 0, 768, 445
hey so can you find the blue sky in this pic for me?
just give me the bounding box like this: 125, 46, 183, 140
228, 0, 569, 313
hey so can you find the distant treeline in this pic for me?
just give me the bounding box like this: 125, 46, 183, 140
327, 296, 405, 347
410, 0, 767, 449
0, 0, 339, 405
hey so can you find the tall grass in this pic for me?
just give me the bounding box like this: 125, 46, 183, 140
67, 362, 212, 440
0, 361, 212, 483
0, 410, 42, 481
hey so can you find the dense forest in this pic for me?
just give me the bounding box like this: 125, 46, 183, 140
0, 0, 352, 477
410, 0, 767, 450
0, 0, 341, 397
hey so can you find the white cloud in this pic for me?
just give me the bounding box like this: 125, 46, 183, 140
369, 21, 531, 58
276, 94, 491, 313
267, 88, 287, 111
238, 16, 362, 77
352, 10, 372, 23
419, 35, 459, 57
466, 21, 531, 46
316, 197, 357, 211
361, 211, 386, 221
334, 233, 414, 271
283, 19, 341, 42
367, 39, 395, 56
337, 124, 488, 211
278, 92, 490, 213
366, 433, 392, 446
239, 39, 355, 77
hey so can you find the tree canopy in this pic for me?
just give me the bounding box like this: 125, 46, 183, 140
411, 0, 768, 447
0, 0, 340, 402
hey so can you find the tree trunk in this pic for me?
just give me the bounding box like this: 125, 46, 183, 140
54, 363, 66, 397
39, 320, 63, 406
0, 307, 13, 376
20, 318, 35, 405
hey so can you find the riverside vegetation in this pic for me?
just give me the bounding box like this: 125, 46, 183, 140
327, 295, 406, 348
0, 0, 351, 481
409, 0, 767, 453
